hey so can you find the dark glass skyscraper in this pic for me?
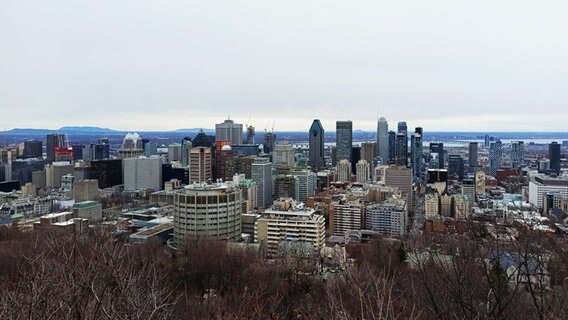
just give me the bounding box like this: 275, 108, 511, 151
429, 142, 444, 169
448, 154, 464, 179
336, 121, 353, 164
396, 122, 408, 167
308, 119, 325, 170
388, 131, 396, 164
395, 133, 406, 166
411, 129, 422, 179
23, 140, 42, 158
550, 141, 561, 175
468, 142, 478, 171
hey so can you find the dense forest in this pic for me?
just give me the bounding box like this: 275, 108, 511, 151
1, 225, 567, 320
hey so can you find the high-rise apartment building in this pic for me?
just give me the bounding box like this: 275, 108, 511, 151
511, 141, 525, 168
215, 118, 243, 145
215, 142, 233, 181
330, 198, 364, 235
377, 117, 389, 165
388, 131, 396, 164
355, 160, 371, 183
254, 207, 325, 256
489, 140, 503, 176
308, 120, 325, 170
290, 169, 316, 202
252, 157, 273, 209
336, 121, 353, 165
365, 197, 407, 236
190, 147, 212, 183
173, 182, 242, 246
337, 159, 351, 183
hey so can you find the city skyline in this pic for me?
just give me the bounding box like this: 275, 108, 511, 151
2, 1, 568, 131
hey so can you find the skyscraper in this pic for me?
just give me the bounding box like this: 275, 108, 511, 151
356, 160, 371, 183
215, 118, 243, 145
410, 131, 422, 180
511, 141, 525, 168
118, 133, 144, 159
429, 143, 445, 169
263, 131, 276, 154
308, 119, 325, 170
397, 122, 408, 136
290, 169, 317, 202
46, 134, 66, 163
395, 133, 407, 166
448, 154, 464, 179
388, 130, 396, 164
468, 142, 478, 172
489, 140, 503, 176
360, 142, 377, 167
180, 137, 192, 167
23, 140, 42, 158
189, 147, 212, 183
336, 121, 353, 165
273, 143, 295, 167
89, 138, 110, 161
377, 117, 389, 165
337, 159, 351, 182
550, 141, 561, 175
252, 157, 273, 209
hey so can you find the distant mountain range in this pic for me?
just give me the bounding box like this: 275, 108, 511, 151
4, 127, 215, 136
3, 127, 568, 140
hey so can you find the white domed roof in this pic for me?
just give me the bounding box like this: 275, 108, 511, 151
221, 145, 232, 151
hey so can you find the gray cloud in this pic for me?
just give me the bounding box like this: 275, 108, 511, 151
1, 0, 567, 131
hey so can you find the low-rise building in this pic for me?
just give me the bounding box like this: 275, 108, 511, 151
254, 207, 325, 256
365, 197, 407, 236
72, 200, 103, 221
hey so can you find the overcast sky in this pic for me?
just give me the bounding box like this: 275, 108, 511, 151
1, 0, 567, 132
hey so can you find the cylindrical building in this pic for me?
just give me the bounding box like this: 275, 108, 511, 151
173, 183, 242, 246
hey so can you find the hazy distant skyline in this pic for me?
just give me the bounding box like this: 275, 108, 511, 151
2, 1, 567, 132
